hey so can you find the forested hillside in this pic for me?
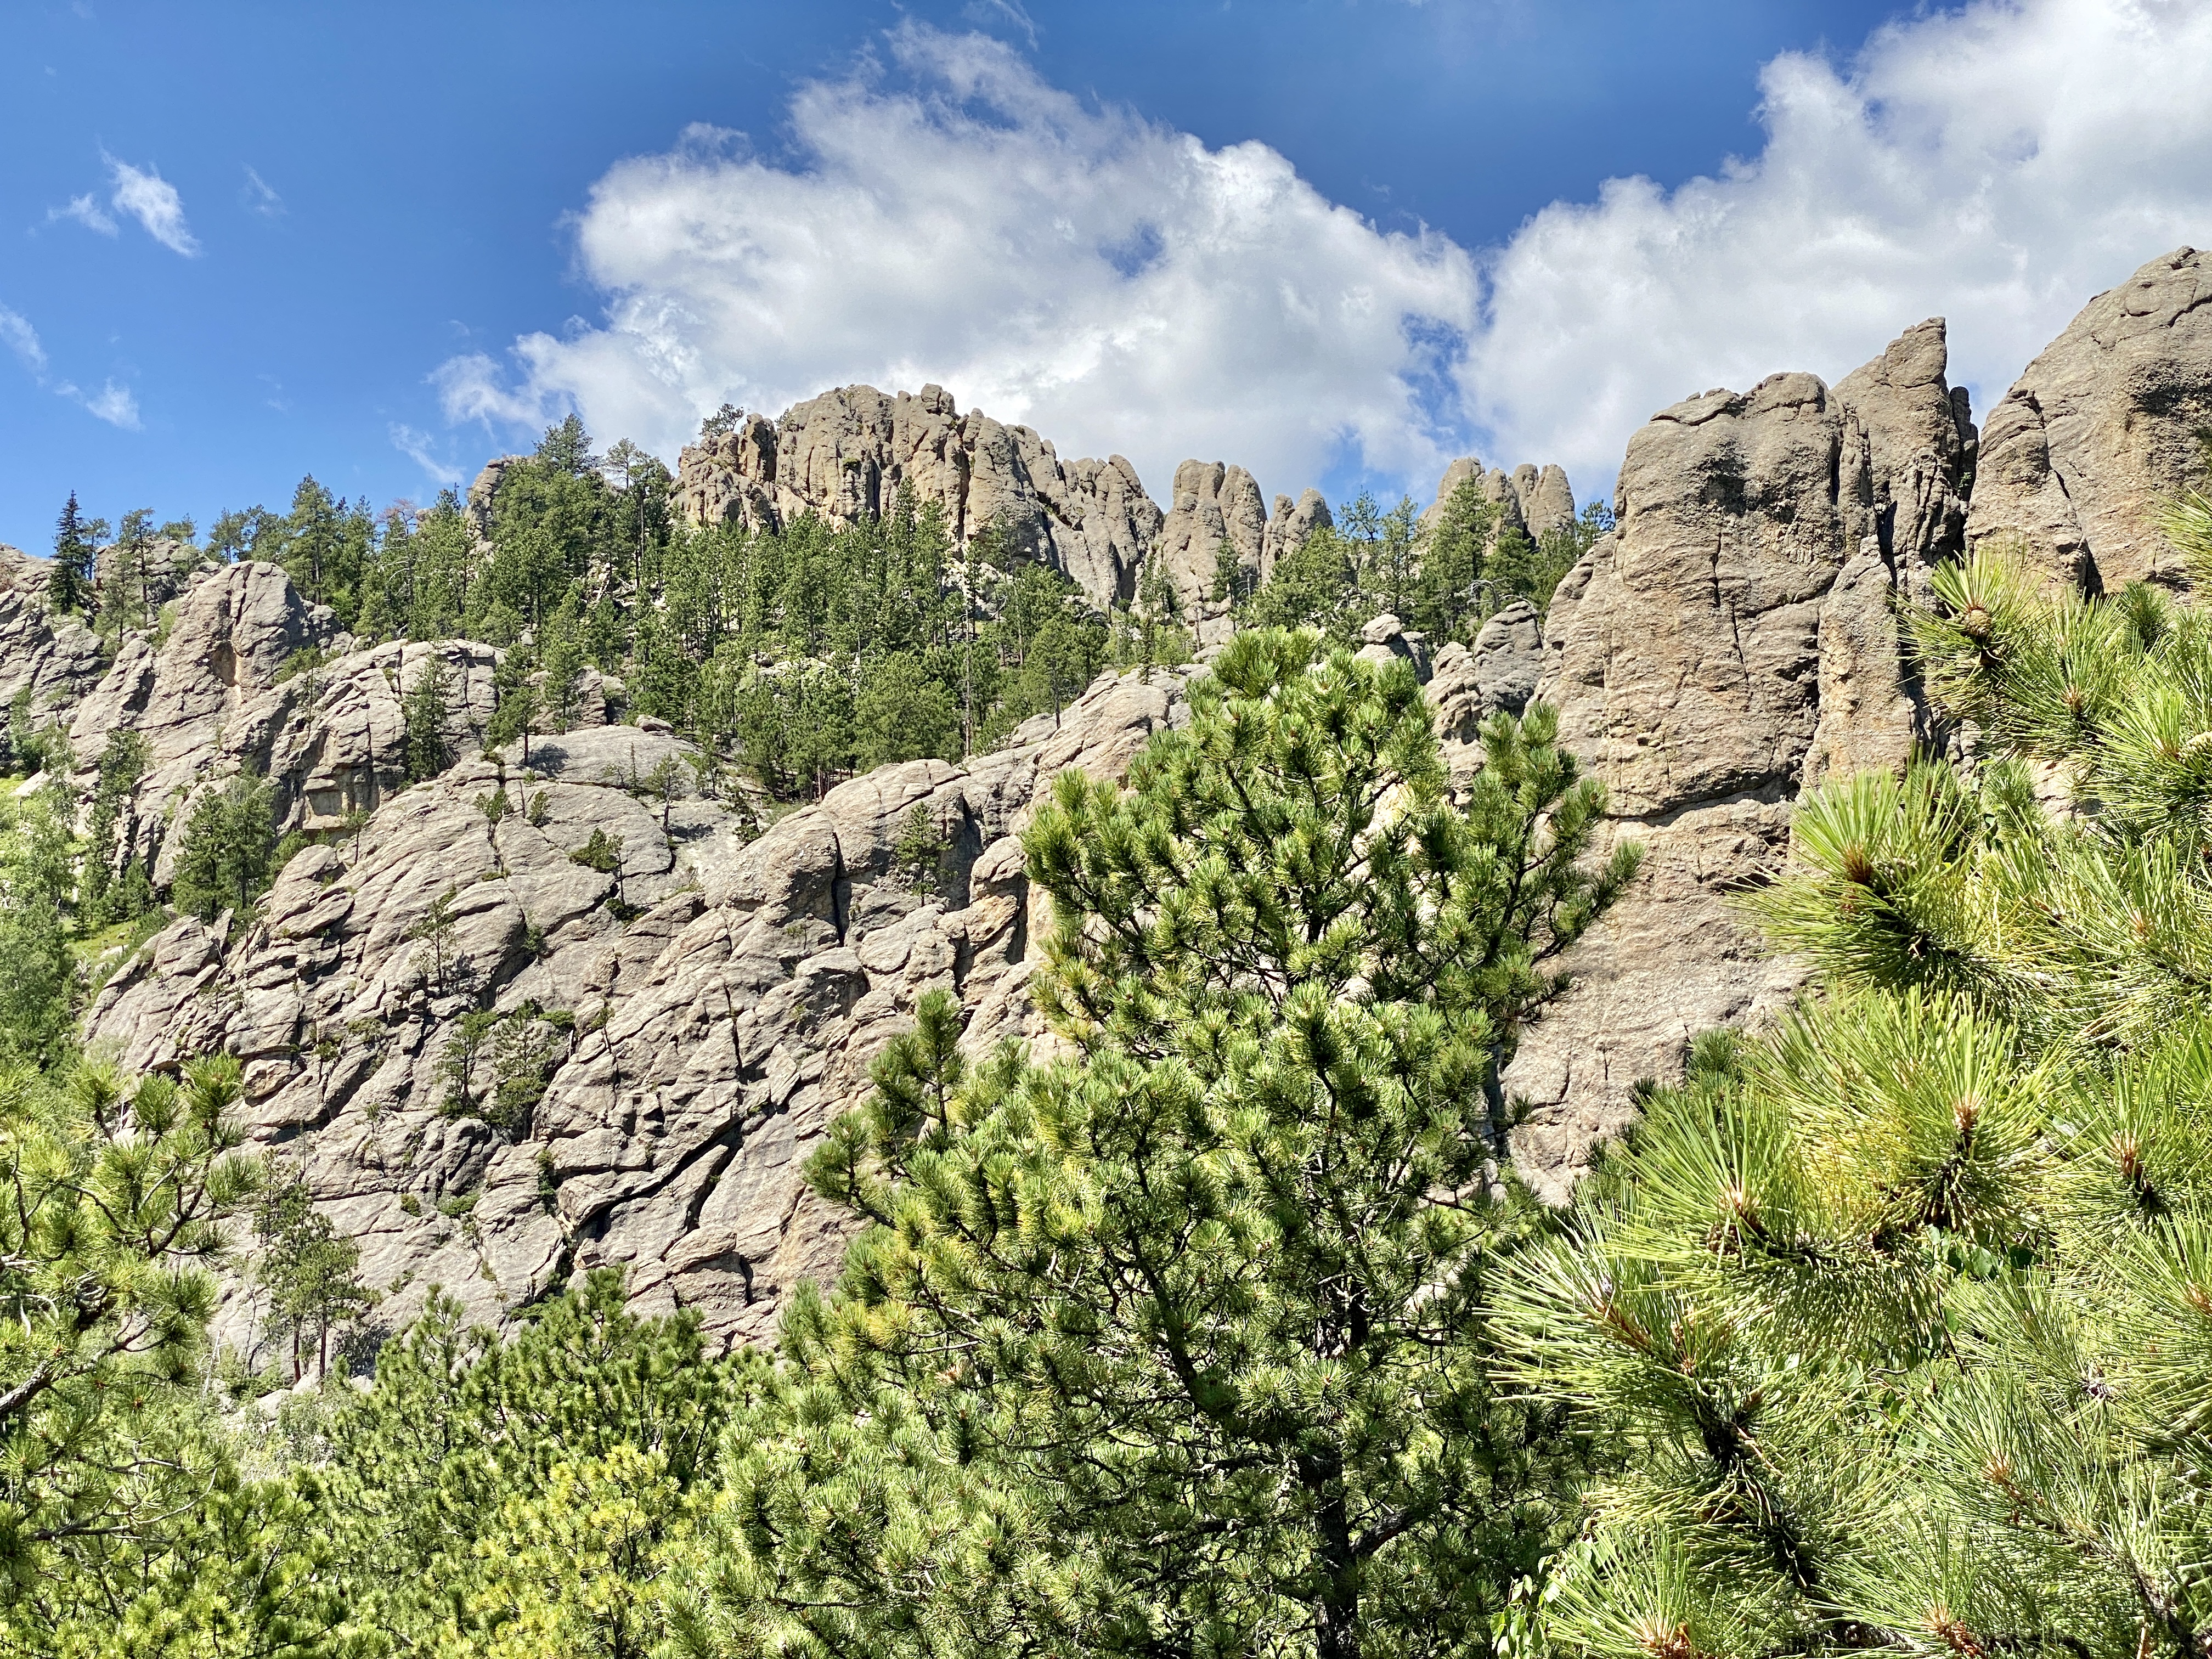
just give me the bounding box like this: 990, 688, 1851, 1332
5, 247, 2212, 1657
40, 409, 1598, 816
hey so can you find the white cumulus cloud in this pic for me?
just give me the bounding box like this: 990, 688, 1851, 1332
1468, 0, 2212, 491
439, 1, 2212, 511
436, 22, 1477, 503
105, 155, 199, 256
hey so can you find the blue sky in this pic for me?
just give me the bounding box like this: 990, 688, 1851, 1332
4, 0, 2210, 554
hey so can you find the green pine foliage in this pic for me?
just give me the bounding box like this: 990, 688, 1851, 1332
401, 653, 456, 783
253, 1176, 376, 1383
0, 1055, 278, 1650
297, 1271, 759, 1658
0, 783, 78, 1068
185, 425, 1126, 800
1499, 534, 2212, 1658
77, 729, 151, 928
683, 631, 1639, 1657
1248, 485, 1607, 650
57, 416, 1608, 809
46, 493, 96, 616
170, 766, 279, 922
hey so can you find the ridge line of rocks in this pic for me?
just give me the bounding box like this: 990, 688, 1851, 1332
0, 243, 2201, 1352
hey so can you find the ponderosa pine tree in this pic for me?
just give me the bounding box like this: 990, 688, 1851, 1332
0, 1057, 266, 1629
310, 1271, 756, 1658
683, 630, 1640, 1658
403, 651, 455, 782
1498, 522, 2212, 1657
0, 783, 77, 1068
1410, 477, 1499, 641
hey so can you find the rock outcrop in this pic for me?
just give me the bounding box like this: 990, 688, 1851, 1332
1968, 247, 2212, 592
1506, 321, 1977, 1199
1154, 461, 1268, 644
1417, 457, 1579, 543
0, 547, 105, 744
1261, 489, 1333, 582
61, 561, 396, 881
92, 535, 208, 623
674, 385, 1165, 614
33, 247, 2212, 1353
670, 385, 1577, 634
83, 668, 1189, 1352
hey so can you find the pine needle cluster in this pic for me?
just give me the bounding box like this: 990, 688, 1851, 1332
1499, 534, 2212, 1658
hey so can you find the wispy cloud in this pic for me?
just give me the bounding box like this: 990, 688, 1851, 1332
391, 422, 464, 486
1, 297, 141, 427
963, 0, 1038, 48
433, 352, 552, 431
0, 305, 48, 374
104, 154, 198, 255
60, 380, 141, 428
47, 193, 117, 235
241, 165, 283, 217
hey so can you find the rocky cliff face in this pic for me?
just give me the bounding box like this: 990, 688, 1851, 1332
674, 384, 1166, 614
0, 548, 104, 737
1417, 456, 1577, 544
1152, 460, 1270, 646
1505, 319, 1977, 1200
1500, 251, 2211, 1197
31, 245, 2212, 1348
1968, 246, 2212, 591
83, 669, 1187, 1352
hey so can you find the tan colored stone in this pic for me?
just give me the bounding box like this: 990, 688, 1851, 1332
1967, 247, 2212, 591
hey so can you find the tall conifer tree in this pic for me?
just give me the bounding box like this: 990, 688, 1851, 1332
688, 630, 1639, 1657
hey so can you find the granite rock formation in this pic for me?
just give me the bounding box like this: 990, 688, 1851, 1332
1968, 246, 2212, 592
1417, 456, 1578, 543
1154, 461, 1269, 643
1506, 320, 1978, 1199
0, 547, 105, 743
83, 667, 1189, 1351
1260, 489, 1334, 583
24, 248, 2212, 1357
673, 384, 1165, 614
667, 384, 1576, 636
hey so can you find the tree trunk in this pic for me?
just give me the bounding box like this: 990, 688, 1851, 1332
1308, 1449, 1359, 1659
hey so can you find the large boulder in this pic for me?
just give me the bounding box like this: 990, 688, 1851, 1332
1968, 247, 2212, 591
1508, 321, 1976, 1199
